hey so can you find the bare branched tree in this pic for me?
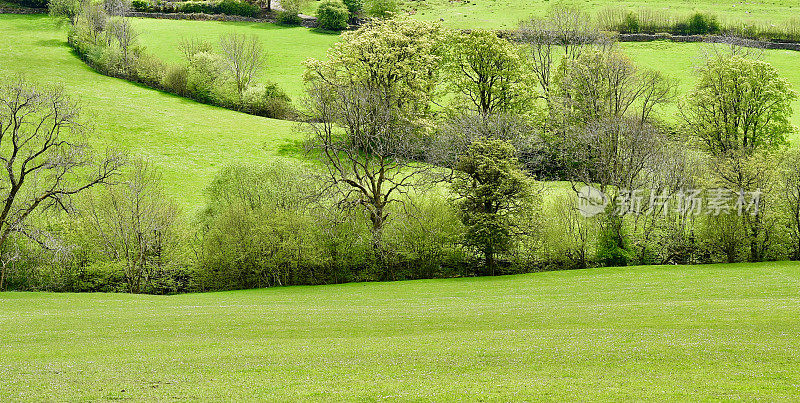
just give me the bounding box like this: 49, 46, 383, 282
306, 83, 433, 251
179, 37, 213, 62
219, 33, 265, 101
0, 78, 121, 290
568, 117, 668, 259
103, 0, 130, 17
107, 17, 139, 75
80, 1, 107, 44
517, 7, 601, 97
83, 159, 178, 293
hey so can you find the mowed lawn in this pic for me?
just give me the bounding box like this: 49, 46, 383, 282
1, 262, 799, 400
0, 14, 303, 211
408, 0, 800, 29
131, 18, 340, 101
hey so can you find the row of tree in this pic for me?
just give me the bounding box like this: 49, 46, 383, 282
53, 0, 294, 119
2, 12, 798, 293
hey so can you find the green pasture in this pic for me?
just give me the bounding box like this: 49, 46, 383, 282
2, 261, 799, 399
407, 0, 800, 29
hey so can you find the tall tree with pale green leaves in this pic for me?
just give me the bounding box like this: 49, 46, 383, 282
683, 54, 796, 262
683, 55, 795, 156
443, 29, 533, 117
304, 18, 443, 253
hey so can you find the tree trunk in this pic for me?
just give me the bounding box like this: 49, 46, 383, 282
485, 245, 495, 276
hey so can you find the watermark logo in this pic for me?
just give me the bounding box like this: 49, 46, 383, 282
576, 186, 761, 218
577, 185, 608, 218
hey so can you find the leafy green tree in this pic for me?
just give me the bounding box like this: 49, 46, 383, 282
684, 55, 796, 262
553, 47, 674, 125
304, 18, 444, 252
316, 0, 349, 31
683, 55, 795, 156
49, 0, 82, 25
341, 0, 362, 18
305, 17, 443, 115
443, 29, 533, 117
451, 138, 530, 274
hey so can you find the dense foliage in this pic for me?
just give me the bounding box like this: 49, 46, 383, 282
316, 0, 349, 31
4, 15, 799, 294
130, 0, 260, 17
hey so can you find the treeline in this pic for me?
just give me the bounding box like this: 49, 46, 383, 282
3, 11, 800, 294
597, 8, 800, 43
130, 0, 261, 18
55, 0, 294, 119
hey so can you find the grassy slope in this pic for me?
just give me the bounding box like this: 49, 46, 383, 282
0, 15, 303, 212
131, 18, 340, 101
130, 18, 800, 129
408, 0, 800, 29
1, 15, 798, 212
622, 41, 800, 130
2, 262, 800, 399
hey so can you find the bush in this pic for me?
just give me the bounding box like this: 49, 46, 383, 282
131, 0, 147, 10
134, 53, 167, 86
316, 0, 349, 31
6, 0, 48, 8
277, 10, 302, 25
596, 223, 632, 267
277, 0, 306, 25
215, 0, 259, 17
341, 0, 363, 17
143, 265, 196, 295
131, 0, 260, 17
186, 51, 229, 103
241, 83, 294, 119
686, 12, 719, 35
365, 0, 396, 18
75, 261, 128, 293
622, 12, 639, 34
162, 64, 190, 96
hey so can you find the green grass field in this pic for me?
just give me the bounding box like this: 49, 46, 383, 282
2, 262, 799, 399
621, 41, 800, 130
407, 0, 800, 29
0, 15, 305, 212
1, 14, 798, 212
131, 18, 340, 101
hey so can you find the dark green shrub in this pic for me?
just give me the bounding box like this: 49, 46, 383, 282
75, 262, 128, 293
131, 0, 148, 11
215, 0, 259, 17
241, 82, 294, 119
596, 221, 632, 267
623, 12, 639, 33
341, 0, 363, 17
317, 0, 349, 31
276, 10, 302, 25
671, 21, 690, 35
143, 266, 196, 295
6, 0, 48, 8
687, 12, 719, 35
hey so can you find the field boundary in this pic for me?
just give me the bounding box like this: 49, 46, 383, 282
499, 30, 800, 52
0, 4, 44, 14
127, 11, 319, 28
618, 33, 800, 51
